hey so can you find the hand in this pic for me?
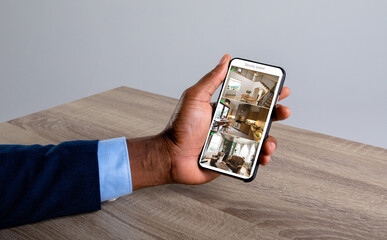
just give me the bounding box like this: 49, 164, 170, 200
127, 54, 290, 190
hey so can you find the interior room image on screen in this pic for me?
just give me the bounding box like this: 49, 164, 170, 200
200, 65, 279, 177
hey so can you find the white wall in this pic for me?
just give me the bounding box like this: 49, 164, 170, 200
0, 0, 386, 148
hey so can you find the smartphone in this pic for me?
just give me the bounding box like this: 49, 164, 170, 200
198, 58, 286, 182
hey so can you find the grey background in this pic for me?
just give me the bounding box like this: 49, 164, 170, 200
0, 0, 386, 148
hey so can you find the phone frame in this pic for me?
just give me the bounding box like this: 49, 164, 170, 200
198, 57, 286, 182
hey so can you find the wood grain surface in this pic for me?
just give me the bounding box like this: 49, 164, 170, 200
0, 86, 386, 239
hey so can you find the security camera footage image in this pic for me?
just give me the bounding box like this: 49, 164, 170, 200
200, 65, 279, 177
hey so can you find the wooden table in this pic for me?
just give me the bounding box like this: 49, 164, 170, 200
0, 87, 386, 239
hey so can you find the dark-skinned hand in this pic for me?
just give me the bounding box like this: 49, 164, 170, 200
127, 54, 290, 190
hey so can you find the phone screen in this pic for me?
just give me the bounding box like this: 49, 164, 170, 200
198, 58, 284, 180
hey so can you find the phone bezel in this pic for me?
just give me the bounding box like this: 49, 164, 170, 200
198, 57, 286, 182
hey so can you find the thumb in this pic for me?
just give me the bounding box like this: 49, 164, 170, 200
193, 54, 231, 97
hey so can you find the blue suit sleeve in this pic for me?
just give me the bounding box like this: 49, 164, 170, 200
97, 137, 132, 202
0, 140, 101, 229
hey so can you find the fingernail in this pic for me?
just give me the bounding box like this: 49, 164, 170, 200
218, 55, 226, 66
270, 142, 276, 152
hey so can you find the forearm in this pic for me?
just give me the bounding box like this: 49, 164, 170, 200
126, 134, 173, 191
0, 141, 101, 229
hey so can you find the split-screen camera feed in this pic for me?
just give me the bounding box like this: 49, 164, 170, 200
200, 65, 279, 177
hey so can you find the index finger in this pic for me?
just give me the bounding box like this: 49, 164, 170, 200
278, 87, 290, 101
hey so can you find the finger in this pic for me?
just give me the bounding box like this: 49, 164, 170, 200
278, 87, 290, 101
259, 154, 271, 166
272, 104, 291, 121
261, 136, 277, 155
259, 136, 277, 166
194, 54, 231, 96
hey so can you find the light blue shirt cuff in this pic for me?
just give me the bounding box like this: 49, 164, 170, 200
97, 137, 132, 202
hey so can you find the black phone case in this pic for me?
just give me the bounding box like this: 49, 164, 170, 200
198, 57, 286, 182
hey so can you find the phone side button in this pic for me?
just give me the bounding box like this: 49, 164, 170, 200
265, 120, 272, 140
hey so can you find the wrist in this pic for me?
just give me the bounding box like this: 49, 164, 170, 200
126, 134, 172, 191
